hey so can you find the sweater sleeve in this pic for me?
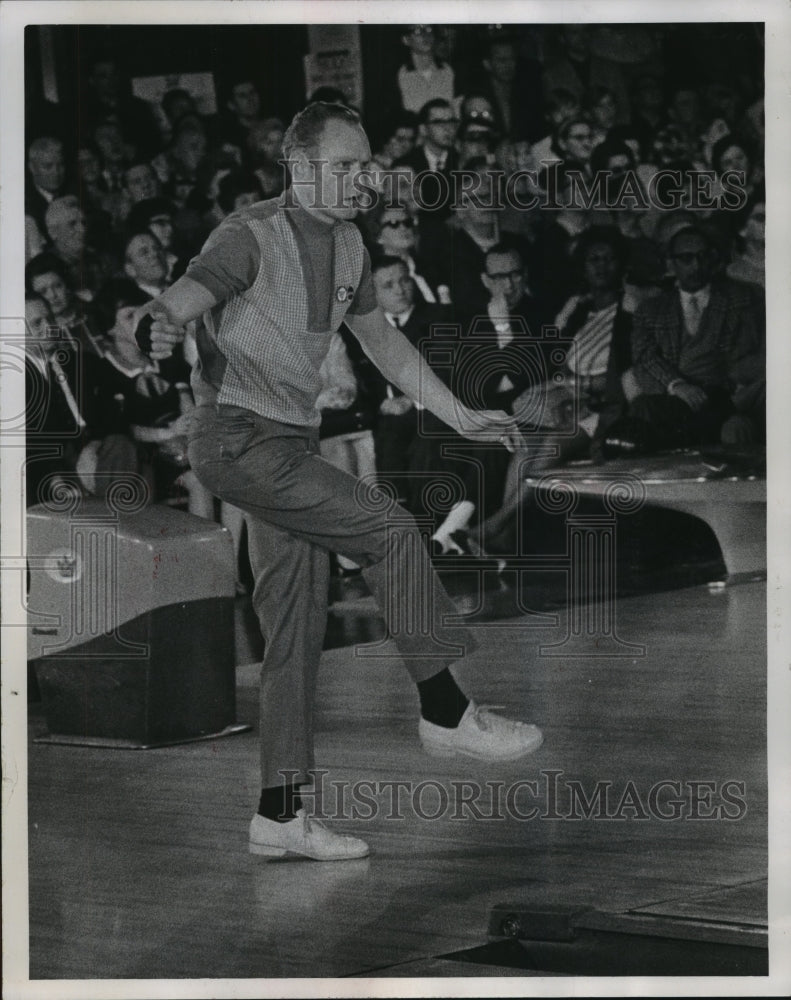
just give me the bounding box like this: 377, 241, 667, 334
185, 223, 261, 303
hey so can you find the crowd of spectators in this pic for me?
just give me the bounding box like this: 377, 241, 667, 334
24, 23, 766, 564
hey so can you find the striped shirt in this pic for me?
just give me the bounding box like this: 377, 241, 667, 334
565, 301, 618, 379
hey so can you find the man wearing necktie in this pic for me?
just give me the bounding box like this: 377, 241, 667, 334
24, 293, 135, 506
626, 225, 764, 448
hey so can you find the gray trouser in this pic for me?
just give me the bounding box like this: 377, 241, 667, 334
188, 404, 476, 786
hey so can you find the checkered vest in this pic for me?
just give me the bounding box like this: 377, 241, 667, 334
195, 207, 365, 427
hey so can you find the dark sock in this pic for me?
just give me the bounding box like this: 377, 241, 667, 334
257, 783, 303, 823
417, 668, 470, 728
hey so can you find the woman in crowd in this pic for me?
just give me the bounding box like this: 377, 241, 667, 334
364, 200, 448, 305
88, 277, 213, 516
25, 253, 108, 356
727, 195, 765, 290
586, 85, 618, 149
545, 113, 596, 181
708, 133, 763, 246
480, 226, 637, 547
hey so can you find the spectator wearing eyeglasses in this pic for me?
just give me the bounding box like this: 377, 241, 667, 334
408, 242, 541, 558
586, 86, 618, 150
369, 202, 448, 304
397, 25, 455, 115
549, 115, 596, 180
530, 88, 581, 168
394, 98, 460, 220
395, 98, 460, 176
626, 225, 764, 448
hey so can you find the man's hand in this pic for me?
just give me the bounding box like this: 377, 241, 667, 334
668, 380, 708, 412
454, 404, 526, 452
134, 309, 186, 361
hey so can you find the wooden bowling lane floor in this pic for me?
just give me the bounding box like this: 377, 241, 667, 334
27, 581, 767, 980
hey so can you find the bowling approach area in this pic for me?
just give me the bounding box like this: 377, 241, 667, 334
24, 495, 768, 983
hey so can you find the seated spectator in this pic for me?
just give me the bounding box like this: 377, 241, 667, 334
404, 242, 539, 556
667, 84, 705, 166
626, 224, 764, 448
25, 253, 107, 356
93, 121, 130, 193
217, 76, 262, 155
161, 88, 198, 137
460, 93, 498, 130
542, 25, 629, 129
457, 116, 498, 168
419, 161, 518, 317
586, 85, 618, 149
711, 133, 761, 193
630, 74, 667, 161
708, 133, 763, 246
77, 143, 115, 214
533, 168, 593, 317
496, 138, 545, 244
542, 115, 595, 183
245, 118, 286, 195
397, 25, 455, 115
44, 195, 117, 301
367, 256, 451, 505
394, 98, 459, 217
126, 198, 180, 280
81, 54, 162, 159
25, 136, 67, 236
530, 88, 581, 168
24, 292, 135, 507
216, 168, 264, 215
372, 112, 418, 168
589, 139, 665, 292
366, 201, 448, 304
607, 123, 645, 167
477, 31, 544, 142
727, 197, 765, 290
89, 278, 212, 514
480, 228, 637, 545
123, 160, 161, 206
123, 230, 171, 298
153, 117, 209, 208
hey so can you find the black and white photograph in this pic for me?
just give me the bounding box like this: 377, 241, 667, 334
2, 1, 789, 997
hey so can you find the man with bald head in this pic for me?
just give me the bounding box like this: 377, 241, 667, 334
26, 136, 67, 236
45, 195, 115, 300
134, 102, 542, 863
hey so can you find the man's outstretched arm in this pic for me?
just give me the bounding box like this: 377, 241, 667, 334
134, 276, 219, 360
346, 306, 524, 451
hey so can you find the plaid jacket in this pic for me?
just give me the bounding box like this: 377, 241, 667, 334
630, 277, 763, 394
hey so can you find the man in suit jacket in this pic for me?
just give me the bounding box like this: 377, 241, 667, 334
25, 137, 68, 242
628, 225, 764, 447
368, 254, 451, 502
394, 98, 460, 219
476, 34, 544, 143
24, 293, 136, 506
